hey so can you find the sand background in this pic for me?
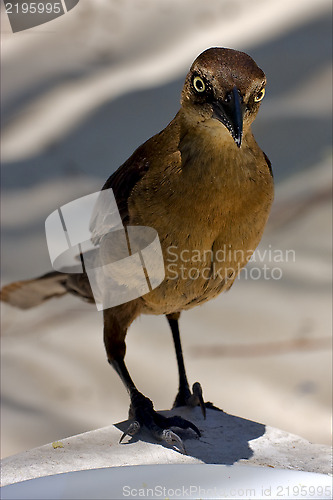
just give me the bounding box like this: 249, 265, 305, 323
1, 0, 332, 458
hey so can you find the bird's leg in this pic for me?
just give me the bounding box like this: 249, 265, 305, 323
110, 358, 200, 453
167, 313, 206, 418
104, 306, 200, 454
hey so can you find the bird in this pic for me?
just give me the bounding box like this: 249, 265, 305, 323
1, 47, 274, 453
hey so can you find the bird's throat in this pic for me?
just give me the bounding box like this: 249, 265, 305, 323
179, 117, 249, 186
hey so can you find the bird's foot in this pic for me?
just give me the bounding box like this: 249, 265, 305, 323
120, 390, 200, 454
173, 382, 207, 419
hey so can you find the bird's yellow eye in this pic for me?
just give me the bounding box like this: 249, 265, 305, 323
254, 88, 265, 102
193, 76, 206, 93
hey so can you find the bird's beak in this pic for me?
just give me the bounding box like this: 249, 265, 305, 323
212, 86, 244, 147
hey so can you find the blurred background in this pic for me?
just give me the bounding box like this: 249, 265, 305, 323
1, 0, 332, 458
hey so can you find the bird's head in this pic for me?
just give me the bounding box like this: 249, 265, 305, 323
181, 47, 266, 148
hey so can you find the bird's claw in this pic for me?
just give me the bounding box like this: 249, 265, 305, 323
119, 391, 200, 454
173, 381, 207, 419
192, 382, 206, 419
119, 420, 141, 443
160, 415, 201, 438
161, 429, 187, 455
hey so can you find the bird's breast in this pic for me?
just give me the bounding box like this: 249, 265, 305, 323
128, 131, 273, 314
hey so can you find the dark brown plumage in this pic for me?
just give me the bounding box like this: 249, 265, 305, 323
1, 48, 274, 452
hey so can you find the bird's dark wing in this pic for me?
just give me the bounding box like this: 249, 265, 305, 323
89, 152, 150, 245
102, 154, 150, 224
263, 152, 273, 178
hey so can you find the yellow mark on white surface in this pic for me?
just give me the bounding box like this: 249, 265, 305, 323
52, 441, 64, 449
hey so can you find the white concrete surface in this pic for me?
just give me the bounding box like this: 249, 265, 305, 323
1, 407, 332, 488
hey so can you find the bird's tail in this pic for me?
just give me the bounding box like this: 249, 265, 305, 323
0, 271, 69, 309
